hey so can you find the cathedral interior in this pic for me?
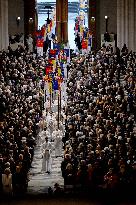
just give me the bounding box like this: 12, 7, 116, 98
0, 0, 136, 204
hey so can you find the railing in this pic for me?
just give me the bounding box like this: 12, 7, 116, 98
37, 2, 88, 14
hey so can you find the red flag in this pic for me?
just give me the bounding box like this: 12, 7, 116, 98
46, 66, 53, 75
82, 39, 88, 49
36, 39, 44, 47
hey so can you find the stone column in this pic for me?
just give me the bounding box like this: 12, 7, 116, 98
117, 0, 121, 48
135, 0, 136, 51
56, 0, 62, 43
61, 0, 68, 44
120, 0, 125, 48
0, 1, 2, 50
128, 0, 135, 51
0, 0, 9, 51
124, 0, 128, 47
24, 0, 37, 38
88, 0, 97, 49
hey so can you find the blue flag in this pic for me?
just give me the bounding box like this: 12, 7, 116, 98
53, 43, 60, 50
53, 79, 58, 90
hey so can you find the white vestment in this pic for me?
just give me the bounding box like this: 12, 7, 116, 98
27, 37, 33, 52
41, 141, 53, 172
54, 133, 63, 157
2, 174, 12, 193
38, 130, 50, 145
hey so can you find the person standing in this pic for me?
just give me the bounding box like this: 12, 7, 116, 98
41, 137, 53, 173
54, 131, 63, 157
2, 168, 12, 195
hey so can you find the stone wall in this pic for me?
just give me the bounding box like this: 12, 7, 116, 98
117, 0, 136, 51
0, 0, 9, 50
8, 0, 24, 36
96, 0, 117, 49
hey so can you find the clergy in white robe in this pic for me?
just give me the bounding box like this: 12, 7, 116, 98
41, 138, 53, 173
54, 132, 63, 157
46, 118, 55, 141
2, 168, 12, 194
38, 129, 50, 146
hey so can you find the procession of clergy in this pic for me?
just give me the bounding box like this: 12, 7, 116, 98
38, 99, 65, 174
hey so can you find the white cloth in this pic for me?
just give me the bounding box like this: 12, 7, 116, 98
38, 130, 50, 145
54, 134, 63, 157
2, 174, 12, 193
41, 141, 53, 172
27, 37, 33, 52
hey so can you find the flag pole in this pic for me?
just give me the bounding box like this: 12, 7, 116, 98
60, 85, 61, 122
44, 81, 46, 116
58, 89, 60, 129
49, 81, 52, 112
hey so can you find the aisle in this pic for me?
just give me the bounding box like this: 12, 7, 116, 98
27, 100, 64, 194
27, 146, 64, 194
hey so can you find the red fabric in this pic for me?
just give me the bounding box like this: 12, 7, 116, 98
46, 66, 52, 75
49, 49, 56, 55
41, 26, 45, 37
82, 39, 88, 49
36, 39, 44, 47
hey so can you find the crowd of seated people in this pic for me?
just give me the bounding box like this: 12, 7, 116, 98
0, 46, 47, 196
62, 45, 136, 196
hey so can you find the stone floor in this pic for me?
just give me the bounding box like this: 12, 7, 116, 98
27, 99, 64, 194
27, 145, 64, 194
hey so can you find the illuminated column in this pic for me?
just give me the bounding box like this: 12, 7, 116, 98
88, 0, 96, 49
117, 0, 121, 48
61, 0, 68, 44
56, 0, 62, 43
124, 0, 128, 47
120, 0, 125, 48
0, 0, 9, 50
135, 0, 136, 51
128, 0, 135, 51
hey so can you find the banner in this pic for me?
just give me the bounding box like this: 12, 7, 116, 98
82, 39, 88, 49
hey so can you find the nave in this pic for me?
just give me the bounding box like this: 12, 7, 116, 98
27, 99, 65, 194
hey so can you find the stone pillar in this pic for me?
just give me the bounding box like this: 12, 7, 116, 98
117, 0, 121, 48
124, 0, 128, 47
135, 0, 136, 51
61, 0, 68, 44
56, 0, 62, 43
0, 0, 9, 51
128, 0, 135, 51
0, 1, 2, 50
120, 0, 125, 48
88, 0, 97, 49
24, 0, 37, 38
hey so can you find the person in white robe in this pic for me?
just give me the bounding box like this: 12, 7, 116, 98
2, 168, 12, 195
46, 117, 55, 141
54, 131, 63, 157
38, 128, 50, 146
26, 35, 33, 53
41, 137, 53, 173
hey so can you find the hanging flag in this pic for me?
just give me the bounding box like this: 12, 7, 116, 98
49, 49, 57, 58
58, 66, 61, 76
82, 39, 88, 49
53, 43, 60, 50
49, 81, 52, 93
36, 39, 44, 47
46, 65, 53, 75
35, 30, 42, 39
52, 79, 58, 90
